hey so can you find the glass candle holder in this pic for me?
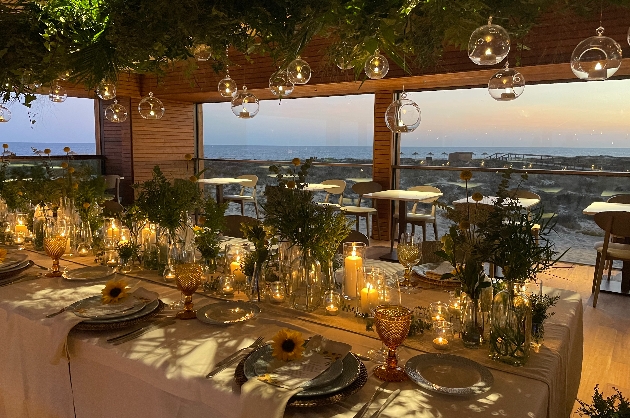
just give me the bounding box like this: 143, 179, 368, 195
324, 290, 341, 316
430, 301, 449, 322
220, 275, 235, 296
104, 250, 119, 268
227, 245, 249, 283
14, 212, 28, 246
342, 242, 366, 300
103, 218, 121, 246
359, 267, 381, 314
432, 320, 454, 350
268, 281, 285, 303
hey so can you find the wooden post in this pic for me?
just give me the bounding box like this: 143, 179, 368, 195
372, 91, 395, 240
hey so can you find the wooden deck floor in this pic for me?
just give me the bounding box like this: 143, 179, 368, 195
365, 241, 630, 415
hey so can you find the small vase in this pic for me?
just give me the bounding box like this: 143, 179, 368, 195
247, 263, 265, 302
75, 221, 93, 257
289, 248, 322, 312
119, 257, 133, 273
489, 281, 532, 366
461, 295, 483, 348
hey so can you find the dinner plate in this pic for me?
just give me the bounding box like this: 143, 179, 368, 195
243, 343, 344, 390
404, 353, 494, 396
69, 295, 150, 319
0, 260, 34, 283
64, 266, 116, 281
74, 299, 164, 331
196, 301, 260, 325
412, 263, 461, 288
0, 253, 28, 271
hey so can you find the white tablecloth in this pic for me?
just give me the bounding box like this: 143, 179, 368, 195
0, 252, 582, 418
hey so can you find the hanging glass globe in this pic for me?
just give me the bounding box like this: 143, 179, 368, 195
287, 57, 311, 84
58, 70, 72, 81
0, 104, 11, 123
384, 92, 421, 133
104, 99, 128, 123
488, 62, 525, 101
364, 49, 389, 79
138, 92, 165, 120
21, 70, 41, 90
218, 73, 237, 97
269, 70, 294, 98
335, 43, 356, 70
571, 27, 622, 81
231, 86, 259, 119
96, 81, 117, 100
49, 82, 67, 103
192, 44, 212, 61
468, 17, 511, 65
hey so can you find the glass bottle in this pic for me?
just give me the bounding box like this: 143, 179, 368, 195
489, 281, 532, 366
289, 248, 322, 312
461, 294, 483, 348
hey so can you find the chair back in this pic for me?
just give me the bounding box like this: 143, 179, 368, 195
337, 230, 369, 253
507, 189, 540, 200
352, 181, 382, 206
594, 211, 630, 243
453, 202, 495, 225
408, 185, 441, 215
322, 179, 346, 205
103, 175, 121, 202
421, 240, 443, 264
102, 200, 124, 216
607, 194, 630, 204
237, 175, 258, 196
223, 215, 261, 238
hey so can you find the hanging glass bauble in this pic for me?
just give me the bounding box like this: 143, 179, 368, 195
488, 62, 525, 101
218, 73, 237, 97
571, 26, 622, 81
192, 44, 212, 61
21, 70, 41, 90
104, 99, 128, 123
269, 70, 294, 98
231, 86, 259, 119
49, 82, 67, 103
384, 92, 421, 133
96, 81, 117, 101
58, 70, 72, 81
468, 17, 511, 65
335, 43, 356, 70
364, 49, 389, 79
287, 57, 311, 84
138, 92, 165, 120
0, 104, 11, 123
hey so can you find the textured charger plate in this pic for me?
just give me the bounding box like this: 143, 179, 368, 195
196, 301, 260, 325
69, 295, 149, 319
243, 343, 345, 391
412, 263, 461, 289
405, 353, 494, 396
73, 299, 164, 331
0, 253, 29, 271
0, 260, 33, 282
235, 353, 367, 407
64, 266, 116, 281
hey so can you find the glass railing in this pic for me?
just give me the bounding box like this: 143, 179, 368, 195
2, 155, 104, 177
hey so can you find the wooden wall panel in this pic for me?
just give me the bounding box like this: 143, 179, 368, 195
130, 99, 196, 183
373, 91, 394, 239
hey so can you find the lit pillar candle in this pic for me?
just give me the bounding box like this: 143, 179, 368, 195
360, 284, 379, 314
344, 248, 363, 298
14, 224, 28, 235
230, 257, 246, 282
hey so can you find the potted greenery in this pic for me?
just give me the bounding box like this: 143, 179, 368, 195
193, 196, 227, 270
529, 292, 559, 352
577, 385, 630, 417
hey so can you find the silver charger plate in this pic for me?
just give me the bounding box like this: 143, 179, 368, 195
405, 353, 494, 396
69, 295, 150, 319
196, 301, 260, 325
244, 348, 361, 398
64, 266, 116, 281
244, 343, 344, 390
0, 253, 28, 271
74, 299, 164, 331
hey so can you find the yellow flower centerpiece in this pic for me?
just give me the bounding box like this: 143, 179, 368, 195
271, 329, 305, 361
101, 278, 129, 304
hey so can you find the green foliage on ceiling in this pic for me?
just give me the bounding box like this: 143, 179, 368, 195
0, 0, 626, 106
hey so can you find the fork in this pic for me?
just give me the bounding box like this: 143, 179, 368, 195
206, 336, 264, 378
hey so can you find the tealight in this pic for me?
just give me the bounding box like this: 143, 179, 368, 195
433, 320, 454, 351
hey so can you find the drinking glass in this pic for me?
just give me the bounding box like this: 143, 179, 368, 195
367, 274, 402, 363
397, 233, 421, 289
373, 305, 412, 382
175, 263, 203, 319
43, 219, 68, 277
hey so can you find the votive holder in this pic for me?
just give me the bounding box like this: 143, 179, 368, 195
342, 242, 366, 300
429, 301, 449, 322
220, 275, 235, 296
324, 290, 341, 316
432, 320, 454, 350
268, 281, 285, 303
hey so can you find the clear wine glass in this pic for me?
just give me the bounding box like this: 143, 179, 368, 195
397, 233, 421, 291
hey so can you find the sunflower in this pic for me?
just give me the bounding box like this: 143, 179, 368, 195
60, 162, 68, 169
2, 144, 8, 149
101, 279, 129, 304
0, 248, 7, 262
271, 329, 305, 361
82, 202, 90, 209
291, 157, 301, 166
63, 146, 71, 153
67, 167, 75, 174
471, 192, 484, 202
189, 175, 198, 182
44, 148, 51, 155
184, 153, 193, 161
286, 180, 296, 189
459, 170, 473, 181
459, 220, 470, 230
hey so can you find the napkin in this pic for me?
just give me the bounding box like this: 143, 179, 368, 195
46, 287, 159, 365
238, 336, 351, 418
425, 261, 455, 279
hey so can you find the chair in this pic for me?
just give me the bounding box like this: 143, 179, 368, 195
337, 230, 370, 253
607, 194, 630, 204
318, 180, 346, 209
598, 195, 630, 278
507, 189, 541, 244
223, 215, 260, 239
223, 175, 259, 218
103, 175, 121, 203
340, 181, 382, 240
102, 200, 124, 217
405, 186, 441, 241
592, 211, 630, 307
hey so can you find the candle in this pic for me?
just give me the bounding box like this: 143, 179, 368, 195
431, 313, 444, 322
230, 260, 246, 282
344, 248, 363, 298
326, 304, 339, 316
500, 92, 516, 100
360, 285, 379, 314
106, 226, 120, 241
272, 293, 285, 303
240, 109, 250, 118
78, 247, 90, 256
15, 224, 28, 235
432, 337, 449, 350
222, 285, 234, 295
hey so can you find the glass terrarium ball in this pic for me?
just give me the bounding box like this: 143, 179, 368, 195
269, 70, 294, 98
364, 49, 389, 79
192, 44, 212, 61
231, 86, 259, 119
287, 57, 311, 84
96, 81, 117, 101
571, 27, 622, 81
218, 75, 237, 97
138, 92, 165, 119
488, 65, 525, 101
335, 43, 356, 70
49, 82, 67, 103
468, 17, 511, 65
104, 99, 128, 123
384, 94, 421, 133
0, 104, 11, 123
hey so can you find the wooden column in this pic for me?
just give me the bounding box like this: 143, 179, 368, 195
372, 91, 395, 239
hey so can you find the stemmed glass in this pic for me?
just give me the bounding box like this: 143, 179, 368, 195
175, 263, 203, 319
367, 273, 402, 363
373, 305, 412, 382
397, 233, 421, 290
43, 219, 68, 277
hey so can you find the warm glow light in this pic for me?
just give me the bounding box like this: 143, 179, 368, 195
595, 62, 603, 70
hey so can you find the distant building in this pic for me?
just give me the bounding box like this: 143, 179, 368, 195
449, 152, 473, 162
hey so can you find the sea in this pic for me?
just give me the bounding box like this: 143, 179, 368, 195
4, 142, 630, 160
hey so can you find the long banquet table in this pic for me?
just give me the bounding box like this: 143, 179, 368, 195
0, 250, 582, 418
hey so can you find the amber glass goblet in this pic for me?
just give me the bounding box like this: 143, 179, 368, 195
373, 305, 412, 381
175, 263, 203, 320
44, 236, 67, 277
